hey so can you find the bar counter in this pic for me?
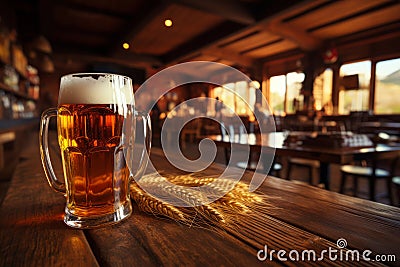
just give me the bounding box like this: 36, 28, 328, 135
0, 134, 399, 266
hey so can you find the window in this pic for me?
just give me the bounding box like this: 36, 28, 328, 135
374, 58, 400, 114
268, 72, 304, 115
269, 75, 285, 115
338, 61, 371, 114
286, 72, 304, 114
313, 68, 333, 114
211, 81, 257, 116
235, 81, 251, 115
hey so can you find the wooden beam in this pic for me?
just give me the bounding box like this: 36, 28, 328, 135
110, 1, 168, 55
54, 0, 131, 20
335, 21, 400, 49
168, 0, 255, 25
54, 51, 162, 69
265, 20, 322, 51
165, 0, 325, 66
201, 49, 257, 69
164, 21, 246, 65
257, 0, 326, 51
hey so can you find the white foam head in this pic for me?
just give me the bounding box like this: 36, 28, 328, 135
58, 73, 134, 105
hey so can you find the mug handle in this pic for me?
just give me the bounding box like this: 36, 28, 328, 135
39, 108, 66, 194
130, 111, 152, 182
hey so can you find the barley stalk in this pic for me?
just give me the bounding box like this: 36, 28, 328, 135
215, 198, 250, 212
139, 176, 205, 205
196, 205, 225, 223
170, 175, 216, 186
130, 183, 185, 221
130, 173, 271, 228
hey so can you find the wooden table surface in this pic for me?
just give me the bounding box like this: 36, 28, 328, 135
1, 136, 399, 266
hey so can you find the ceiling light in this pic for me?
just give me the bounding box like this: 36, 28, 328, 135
122, 43, 130, 50
164, 19, 173, 27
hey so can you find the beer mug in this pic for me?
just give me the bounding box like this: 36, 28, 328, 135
39, 73, 151, 228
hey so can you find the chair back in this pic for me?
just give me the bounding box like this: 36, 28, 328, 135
220, 121, 246, 141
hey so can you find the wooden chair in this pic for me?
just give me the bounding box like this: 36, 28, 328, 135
340, 157, 398, 204
180, 119, 202, 148
236, 157, 282, 176
285, 119, 346, 185
392, 176, 400, 207
286, 158, 319, 185
220, 122, 282, 176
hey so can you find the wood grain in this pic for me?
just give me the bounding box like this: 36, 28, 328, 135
0, 134, 99, 267
141, 150, 392, 266
1, 138, 399, 266
86, 207, 273, 267
257, 177, 400, 262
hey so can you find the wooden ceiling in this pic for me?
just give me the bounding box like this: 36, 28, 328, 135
10, 0, 400, 77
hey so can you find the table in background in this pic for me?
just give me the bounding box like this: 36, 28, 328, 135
208, 132, 400, 190
0, 137, 399, 266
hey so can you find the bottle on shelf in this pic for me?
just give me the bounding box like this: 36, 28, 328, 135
0, 90, 12, 119
0, 23, 39, 121
27, 65, 39, 99
3, 64, 19, 91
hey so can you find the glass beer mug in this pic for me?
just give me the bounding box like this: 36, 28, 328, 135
39, 73, 151, 228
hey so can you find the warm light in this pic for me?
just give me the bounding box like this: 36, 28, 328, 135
122, 43, 130, 50
164, 19, 173, 27
250, 80, 260, 89
249, 115, 255, 122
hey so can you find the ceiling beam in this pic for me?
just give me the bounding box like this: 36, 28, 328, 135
265, 21, 322, 51
54, 51, 162, 70
165, 0, 324, 67
109, 1, 168, 55
255, 0, 326, 51
166, 0, 255, 25
335, 21, 400, 48
201, 49, 257, 69
164, 21, 246, 65
55, 0, 131, 20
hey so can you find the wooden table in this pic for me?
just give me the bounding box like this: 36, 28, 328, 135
1, 136, 399, 266
359, 122, 400, 135
208, 132, 400, 190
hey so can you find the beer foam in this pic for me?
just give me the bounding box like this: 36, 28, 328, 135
59, 74, 134, 104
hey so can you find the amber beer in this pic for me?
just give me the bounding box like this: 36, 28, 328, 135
39, 73, 148, 228
58, 103, 130, 217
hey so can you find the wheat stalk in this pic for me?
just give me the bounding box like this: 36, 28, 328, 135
195, 205, 226, 223
215, 198, 250, 212
130, 173, 270, 227
130, 183, 186, 221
